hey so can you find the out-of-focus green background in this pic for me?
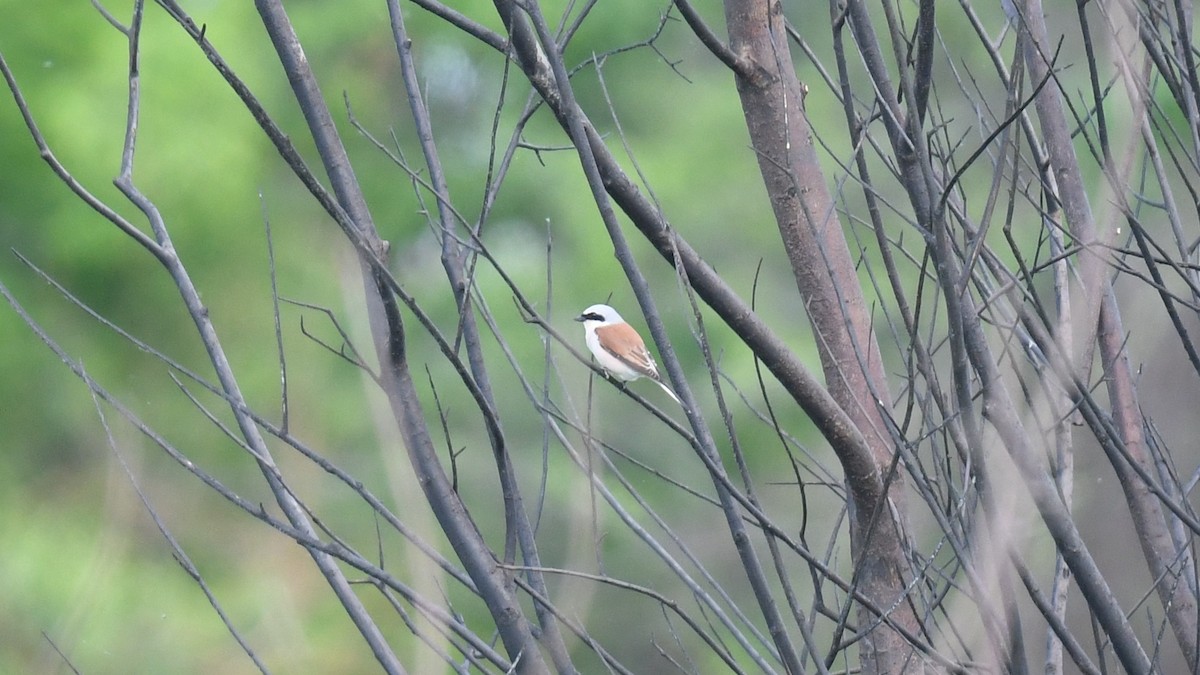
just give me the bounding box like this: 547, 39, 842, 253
0, 2, 838, 672
11, 1, 1161, 673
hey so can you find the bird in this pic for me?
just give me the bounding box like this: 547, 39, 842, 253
575, 303, 682, 406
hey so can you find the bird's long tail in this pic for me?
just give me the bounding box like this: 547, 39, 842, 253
654, 378, 683, 406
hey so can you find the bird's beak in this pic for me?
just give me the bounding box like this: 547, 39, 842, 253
574, 314, 587, 323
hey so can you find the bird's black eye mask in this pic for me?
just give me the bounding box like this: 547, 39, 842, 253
575, 312, 604, 322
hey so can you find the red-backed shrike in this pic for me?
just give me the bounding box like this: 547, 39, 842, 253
575, 304, 682, 405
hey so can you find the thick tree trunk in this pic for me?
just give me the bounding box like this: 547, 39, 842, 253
722, 1, 925, 672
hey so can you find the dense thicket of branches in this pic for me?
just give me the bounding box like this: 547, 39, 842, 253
4, 0, 1200, 673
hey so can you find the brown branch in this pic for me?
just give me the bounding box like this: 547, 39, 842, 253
723, 1, 922, 672
1018, 0, 1198, 666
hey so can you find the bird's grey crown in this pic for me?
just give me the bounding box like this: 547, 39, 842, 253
576, 303, 623, 324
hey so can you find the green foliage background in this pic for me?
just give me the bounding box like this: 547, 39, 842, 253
0, 1, 1022, 672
